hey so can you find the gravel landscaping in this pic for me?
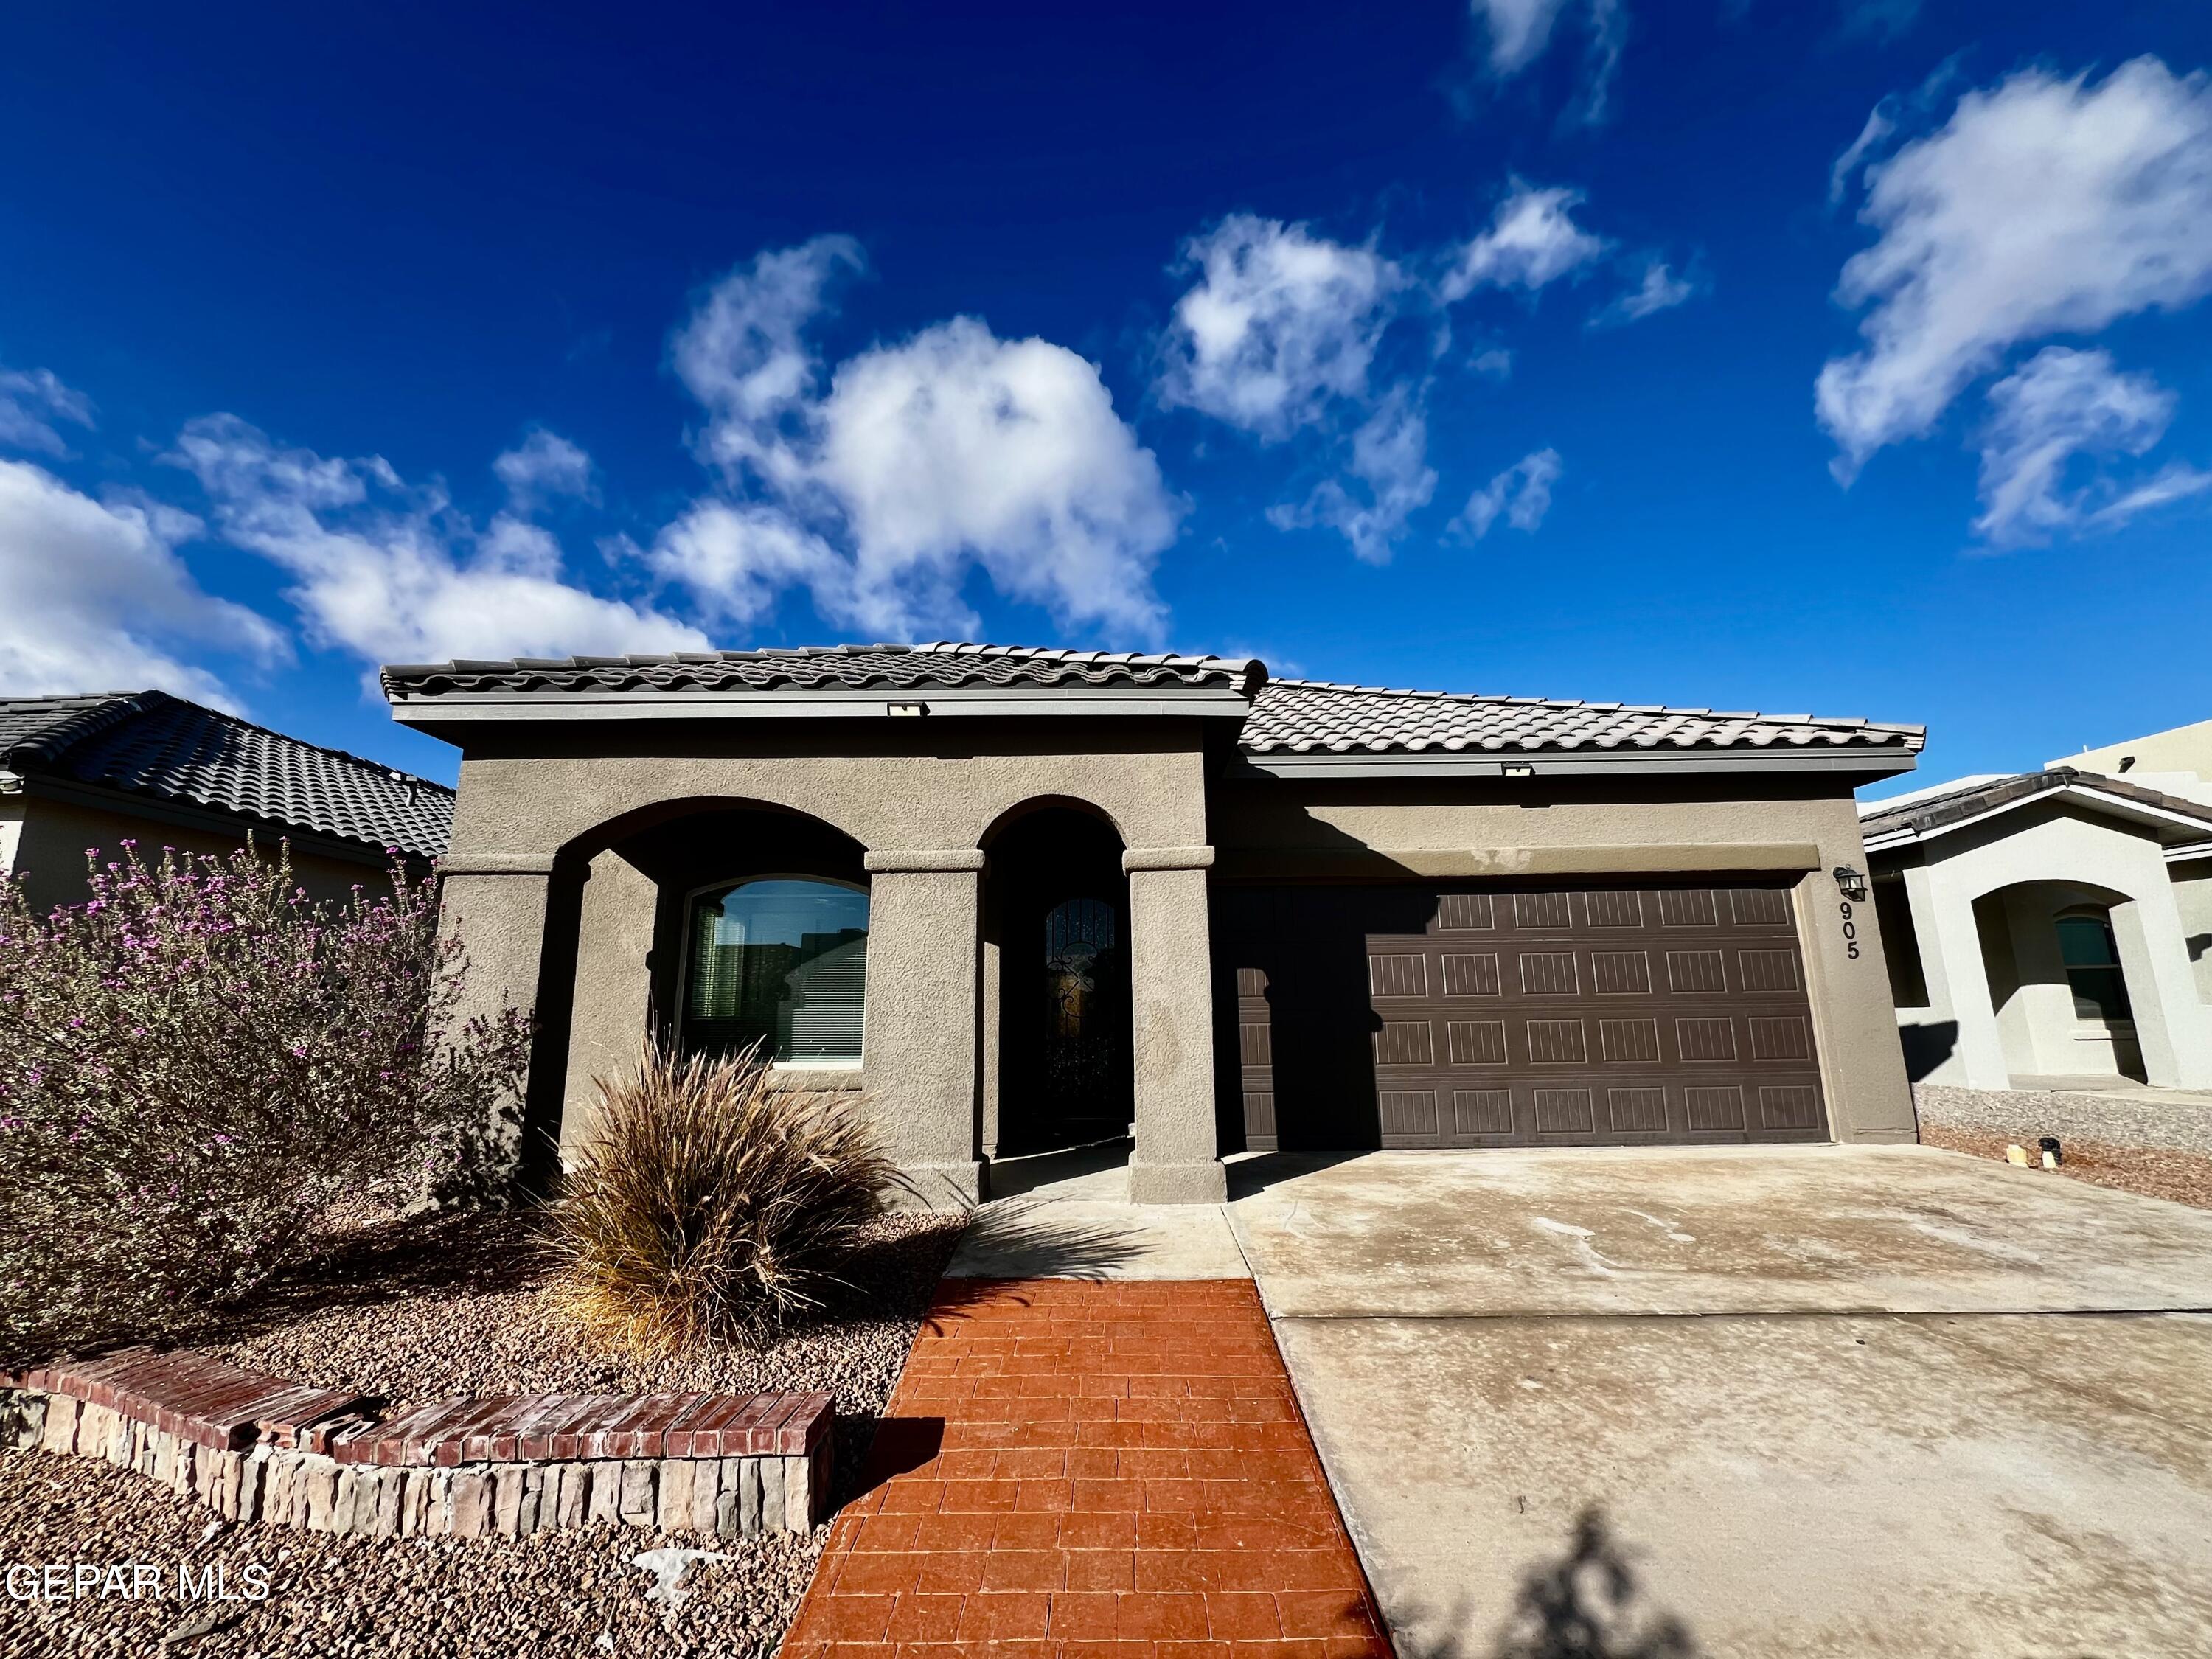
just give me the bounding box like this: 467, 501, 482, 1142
1919, 1123, 2212, 1211
188, 1209, 963, 1470
1914, 1081, 2212, 1157
4, 1206, 966, 1657
1, 1447, 821, 1658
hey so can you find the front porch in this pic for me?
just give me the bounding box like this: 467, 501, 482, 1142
392, 650, 1265, 1208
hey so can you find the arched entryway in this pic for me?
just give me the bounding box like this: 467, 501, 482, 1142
983, 804, 1133, 1164
1972, 879, 2148, 1083
546, 800, 873, 1169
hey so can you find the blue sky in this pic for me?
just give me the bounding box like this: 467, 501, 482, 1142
1, 1, 2208, 796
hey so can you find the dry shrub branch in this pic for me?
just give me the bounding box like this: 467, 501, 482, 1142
0, 840, 532, 1362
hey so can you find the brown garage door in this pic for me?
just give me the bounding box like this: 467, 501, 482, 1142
1221, 882, 1828, 1150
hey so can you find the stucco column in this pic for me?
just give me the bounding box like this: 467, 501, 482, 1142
2108, 893, 2212, 1088
1122, 846, 1227, 1204
437, 853, 559, 1162
1901, 863, 2011, 1089
560, 848, 659, 1158
861, 849, 985, 1208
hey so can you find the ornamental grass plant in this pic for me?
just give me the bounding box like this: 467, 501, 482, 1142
544, 1040, 895, 1354
0, 841, 532, 1362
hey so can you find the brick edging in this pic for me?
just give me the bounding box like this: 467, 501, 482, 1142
1, 1349, 832, 1541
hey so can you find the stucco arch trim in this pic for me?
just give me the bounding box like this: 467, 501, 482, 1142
975, 793, 1134, 852
550, 793, 872, 866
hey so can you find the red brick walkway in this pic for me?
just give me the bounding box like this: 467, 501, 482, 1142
785, 1278, 1390, 1659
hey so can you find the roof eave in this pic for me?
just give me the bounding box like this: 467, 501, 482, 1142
389, 683, 1258, 726
1862, 780, 2212, 853
1234, 748, 1920, 781
10, 772, 434, 867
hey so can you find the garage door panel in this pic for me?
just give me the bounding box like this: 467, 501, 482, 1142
1225, 880, 1828, 1150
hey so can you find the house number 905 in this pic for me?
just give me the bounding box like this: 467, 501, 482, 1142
1839, 900, 1860, 960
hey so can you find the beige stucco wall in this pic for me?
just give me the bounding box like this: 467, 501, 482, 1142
560, 847, 658, 1143
445, 726, 1212, 860
2059, 718, 2212, 786
1208, 776, 1918, 1144
7, 794, 392, 913
437, 715, 1923, 1198
439, 720, 1225, 1205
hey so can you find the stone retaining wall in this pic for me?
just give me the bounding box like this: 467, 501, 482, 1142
0, 1349, 831, 1541
1914, 1083, 2212, 1158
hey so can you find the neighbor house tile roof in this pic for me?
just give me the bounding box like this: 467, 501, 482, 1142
378, 641, 1921, 759
380, 641, 1266, 699
1243, 677, 1925, 757
0, 691, 453, 860
1858, 767, 2212, 843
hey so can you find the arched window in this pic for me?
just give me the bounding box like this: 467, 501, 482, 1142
2055, 910, 2131, 1023
683, 877, 868, 1065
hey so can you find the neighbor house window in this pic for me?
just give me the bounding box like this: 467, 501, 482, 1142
2056, 911, 2131, 1023
683, 878, 868, 1065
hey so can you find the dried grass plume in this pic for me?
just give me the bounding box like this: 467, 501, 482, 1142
544, 1038, 895, 1354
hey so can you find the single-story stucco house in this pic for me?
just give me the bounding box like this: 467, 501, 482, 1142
1861, 736, 2212, 1093
0, 689, 453, 911
383, 641, 1927, 1203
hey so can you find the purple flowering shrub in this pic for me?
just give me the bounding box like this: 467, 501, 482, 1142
0, 839, 532, 1358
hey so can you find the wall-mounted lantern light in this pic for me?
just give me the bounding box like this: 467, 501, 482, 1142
1832, 865, 1869, 902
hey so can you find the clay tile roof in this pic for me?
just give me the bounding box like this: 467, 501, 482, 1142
1857, 767, 2212, 841
379, 641, 1267, 699
376, 639, 1919, 761
1241, 678, 1924, 756
0, 691, 452, 860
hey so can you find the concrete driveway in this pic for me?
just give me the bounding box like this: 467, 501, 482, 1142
1228, 1144, 2212, 1659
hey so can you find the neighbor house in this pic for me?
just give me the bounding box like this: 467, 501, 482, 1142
0, 690, 453, 911
1860, 720, 2212, 1094
384, 642, 1925, 1203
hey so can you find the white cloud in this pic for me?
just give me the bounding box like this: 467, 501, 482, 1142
1829, 59, 1963, 209
1267, 387, 1439, 565
1467, 0, 1625, 124
814, 319, 1183, 634
1441, 184, 1610, 302
641, 501, 849, 629
1160, 217, 1442, 563
1158, 216, 1405, 439
0, 458, 281, 704
1472, 0, 1571, 73
1828, 104, 1897, 206
672, 234, 866, 499
1454, 448, 1565, 538
1589, 259, 1696, 327
0, 366, 95, 458
493, 428, 597, 509
1819, 58, 2212, 479
1972, 347, 2212, 545
655, 242, 1185, 639
172, 415, 707, 669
